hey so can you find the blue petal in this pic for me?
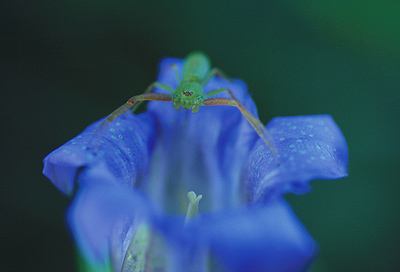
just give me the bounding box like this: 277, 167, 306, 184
42, 113, 156, 195
247, 115, 348, 202
70, 181, 207, 272
67, 170, 152, 269
145, 58, 262, 210
76, 189, 315, 272
200, 200, 316, 272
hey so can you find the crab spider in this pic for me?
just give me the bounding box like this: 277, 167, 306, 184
92, 51, 277, 160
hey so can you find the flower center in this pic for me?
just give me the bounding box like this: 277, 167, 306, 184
121, 191, 203, 271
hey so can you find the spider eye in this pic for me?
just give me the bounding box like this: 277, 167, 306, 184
182, 90, 193, 96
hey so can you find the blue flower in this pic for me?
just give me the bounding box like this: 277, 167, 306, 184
43, 56, 348, 272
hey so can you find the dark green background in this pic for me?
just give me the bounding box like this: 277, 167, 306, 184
1, 1, 399, 271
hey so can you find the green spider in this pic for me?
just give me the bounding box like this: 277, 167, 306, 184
93, 51, 276, 157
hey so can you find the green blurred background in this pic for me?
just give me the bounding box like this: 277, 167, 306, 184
1, 1, 399, 271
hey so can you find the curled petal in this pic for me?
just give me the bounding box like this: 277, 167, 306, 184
247, 115, 348, 202
67, 173, 152, 269
200, 200, 316, 272
42, 113, 156, 195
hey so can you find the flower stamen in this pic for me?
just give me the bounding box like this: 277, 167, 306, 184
185, 191, 202, 226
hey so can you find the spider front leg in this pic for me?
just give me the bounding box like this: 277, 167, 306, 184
128, 82, 175, 115
89, 92, 172, 151
170, 64, 182, 84
201, 68, 231, 87
202, 88, 278, 163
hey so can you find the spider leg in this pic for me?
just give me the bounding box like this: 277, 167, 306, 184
202, 89, 278, 163
201, 68, 231, 87
170, 64, 182, 84
128, 82, 174, 115
89, 92, 172, 151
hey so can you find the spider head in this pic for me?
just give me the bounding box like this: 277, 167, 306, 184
174, 81, 204, 112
